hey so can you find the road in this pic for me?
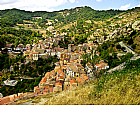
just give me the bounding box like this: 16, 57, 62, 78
107, 54, 140, 73
107, 41, 139, 73
119, 41, 136, 55
14, 76, 35, 80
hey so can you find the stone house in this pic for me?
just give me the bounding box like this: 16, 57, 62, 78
26, 44, 31, 51
17, 93, 24, 99
42, 86, 49, 95
9, 94, 16, 102
76, 77, 85, 85
78, 44, 83, 51
39, 77, 47, 87
65, 62, 85, 78
85, 63, 94, 78
53, 81, 63, 92
69, 79, 78, 90
55, 64, 61, 72
48, 83, 54, 93
0, 96, 10, 105
66, 65, 78, 77
95, 60, 109, 71
50, 49, 56, 56
34, 86, 41, 94
64, 77, 70, 90
32, 52, 39, 61
68, 44, 75, 52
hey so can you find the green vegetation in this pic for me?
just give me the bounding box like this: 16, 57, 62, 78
0, 27, 42, 47
0, 54, 58, 97
14, 59, 140, 105
0, 7, 137, 24
81, 39, 134, 69
0, 77, 42, 97
0, 7, 139, 48
56, 6, 124, 23
0, 54, 58, 77
97, 41, 134, 68
18, 56, 58, 77
0, 7, 125, 46
94, 59, 140, 94
0, 6, 140, 104
0, 9, 32, 27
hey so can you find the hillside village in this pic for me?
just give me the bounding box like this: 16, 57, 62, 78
0, 6, 140, 105
0, 35, 110, 104
33, 42, 109, 95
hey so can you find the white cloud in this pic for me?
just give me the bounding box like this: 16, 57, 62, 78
0, 0, 78, 11
119, 3, 131, 10
69, 0, 76, 3
96, 0, 102, 2
0, 0, 17, 5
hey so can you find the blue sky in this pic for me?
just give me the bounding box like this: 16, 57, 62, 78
0, 0, 140, 11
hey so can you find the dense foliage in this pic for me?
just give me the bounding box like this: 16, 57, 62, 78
0, 7, 124, 27
0, 27, 42, 47
0, 54, 59, 97
0, 77, 42, 97
0, 54, 58, 76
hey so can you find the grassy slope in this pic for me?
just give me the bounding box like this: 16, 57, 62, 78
15, 59, 140, 105
44, 72, 140, 105
134, 35, 140, 53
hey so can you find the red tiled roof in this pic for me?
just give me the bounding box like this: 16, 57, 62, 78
70, 79, 77, 85
32, 52, 39, 54
76, 77, 84, 84
57, 69, 65, 77
83, 75, 89, 81
55, 81, 62, 87
0, 96, 10, 105
45, 72, 51, 78
61, 65, 67, 70
50, 70, 56, 77
95, 62, 109, 69
81, 74, 89, 81
40, 77, 47, 83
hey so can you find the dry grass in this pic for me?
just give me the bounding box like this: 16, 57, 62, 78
134, 35, 140, 53
43, 72, 140, 105
15, 59, 140, 105
16, 72, 140, 105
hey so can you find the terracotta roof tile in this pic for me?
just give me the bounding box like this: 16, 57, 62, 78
76, 77, 84, 84
40, 77, 47, 83
70, 79, 77, 84
55, 82, 62, 87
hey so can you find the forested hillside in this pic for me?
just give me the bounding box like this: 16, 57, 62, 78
1, 6, 139, 48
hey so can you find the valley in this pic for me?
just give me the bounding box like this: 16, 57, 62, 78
0, 6, 140, 105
